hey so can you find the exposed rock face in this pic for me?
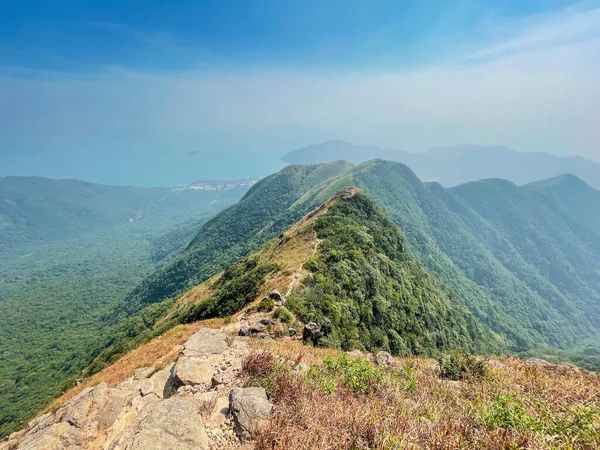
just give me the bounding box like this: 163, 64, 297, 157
302, 322, 322, 345
183, 328, 229, 358
139, 364, 178, 399
229, 387, 273, 440
6, 328, 255, 450
108, 397, 210, 450
375, 351, 393, 367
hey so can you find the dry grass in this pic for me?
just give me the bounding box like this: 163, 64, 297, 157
248, 344, 600, 450
46, 319, 223, 413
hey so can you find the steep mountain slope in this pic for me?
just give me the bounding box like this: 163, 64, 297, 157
0, 177, 252, 439
102, 159, 600, 365
281, 140, 600, 189
102, 187, 501, 362
117, 161, 354, 318
6, 190, 597, 449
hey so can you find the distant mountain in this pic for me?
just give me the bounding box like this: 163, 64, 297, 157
0, 177, 253, 253
281, 141, 600, 189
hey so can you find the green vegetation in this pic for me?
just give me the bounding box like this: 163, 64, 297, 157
0, 176, 249, 438
273, 306, 293, 323
287, 192, 501, 355
257, 297, 275, 312
438, 349, 488, 381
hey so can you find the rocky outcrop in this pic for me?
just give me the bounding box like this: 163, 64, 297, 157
107, 397, 210, 450
229, 387, 273, 441
5, 328, 257, 450
302, 322, 322, 345
375, 351, 393, 367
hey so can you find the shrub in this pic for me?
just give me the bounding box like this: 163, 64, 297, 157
438, 349, 488, 381
323, 354, 383, 395
483, 393, 539, 432
273, 307, 293, 323
257, 297, 275, 312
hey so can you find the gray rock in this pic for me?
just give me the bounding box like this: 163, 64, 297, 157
183, 328, 229, 358
133, 366, 154, 380
238, 328, 249, 336
109, 397, 210, 450
139, 364, 178, 399
302, 322, 322, 345
259, 318, 271, 326
229, 387, 272, 440
249, 323, 266, 334
16, 423, 82, 450
375, 351, 393, 367
174, 356, 220, 387
269, 290, 283, 302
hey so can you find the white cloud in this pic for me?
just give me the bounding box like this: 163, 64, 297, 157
1, 3, 600, 165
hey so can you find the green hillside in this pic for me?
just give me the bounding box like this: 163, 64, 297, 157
287, 190, 501, 355
0, 177, 251, 438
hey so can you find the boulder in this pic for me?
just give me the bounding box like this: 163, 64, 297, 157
108, 397, 210, 450
238, 328, 249, 337
183, 328, 229, 358
139, 364, 178, 399
268, 290, 283, 302
133, 366, 154, 380
302, 322, 322, 345
174, 356, 219, 387
229, 387, 272, 440
375, 351, 393, 367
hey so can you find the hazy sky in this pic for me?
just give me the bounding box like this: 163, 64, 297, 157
1, 0, 599, 186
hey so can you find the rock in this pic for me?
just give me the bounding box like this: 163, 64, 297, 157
286, 328, 297, 336
183, 328, 229, 358
375, 351, 393, 367
239, 328, 249, 337
211, 372, 231, 388
108, 397, 210, 450
53, 383, 128, 435
131, 392, 160, 412
259, 318, 271, 326
302, 322, 322, 345
174, 356, 220, 387
133, 366, 154, 380
139, 364, 178, 399
269, 290, 283, 302
229, 387, 273, 440
206, 396, 230, 428
16, 423, 82, 450
249, 323, 266, 334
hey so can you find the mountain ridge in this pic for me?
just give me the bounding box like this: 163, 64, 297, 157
281, 140, 600, 188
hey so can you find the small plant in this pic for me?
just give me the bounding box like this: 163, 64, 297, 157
223, 315, 233, 324
483, 393, 540, 432
242, 351, 276, 378
304, 363, 338, 394
257, 297, 275, 312
273, 306, 293, 323
323, 354, 383, 395
438, 349, 488, 381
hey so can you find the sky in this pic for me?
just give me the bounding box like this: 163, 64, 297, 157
1, 0, 599, 186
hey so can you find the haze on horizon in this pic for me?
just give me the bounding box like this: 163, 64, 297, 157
1, 0, 599, 186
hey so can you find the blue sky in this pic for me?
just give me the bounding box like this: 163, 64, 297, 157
1, 0, 599, 185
